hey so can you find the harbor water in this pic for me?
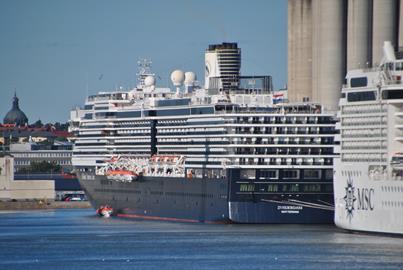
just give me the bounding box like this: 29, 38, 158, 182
0, 209, 402, 270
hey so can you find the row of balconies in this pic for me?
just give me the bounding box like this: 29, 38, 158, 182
237, 157, 333, 166
234, 127, 335, 135
234, 116, 332, 125
235, 147, 334, 155
232, 137, 333, 145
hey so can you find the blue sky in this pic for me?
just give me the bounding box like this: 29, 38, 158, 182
0, 0, 287, 123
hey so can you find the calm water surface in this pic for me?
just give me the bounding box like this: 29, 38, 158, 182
0, 209, 402, 270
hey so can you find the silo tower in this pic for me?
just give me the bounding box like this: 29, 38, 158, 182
312, 0, 347, 112
287, 0, 313, 103
372, 0, 398, 66
347, 0, 372, 70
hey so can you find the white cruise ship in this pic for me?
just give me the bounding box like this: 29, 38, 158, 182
334, 41, 403, 234
69, 43, 337, 223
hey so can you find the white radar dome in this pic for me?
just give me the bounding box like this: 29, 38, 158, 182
170, 70, 185, 86
184, 72, 197, 85
144, 75, 156, 87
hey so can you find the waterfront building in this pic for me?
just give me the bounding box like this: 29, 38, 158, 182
9, 142, 73, 172
0, 154, 55, 200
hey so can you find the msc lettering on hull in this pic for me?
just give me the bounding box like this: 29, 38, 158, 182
344, 179, 375, 222
356, 188, 374, 211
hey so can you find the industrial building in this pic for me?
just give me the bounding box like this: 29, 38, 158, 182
288, 0, 403, 112
0, 154, 55, 201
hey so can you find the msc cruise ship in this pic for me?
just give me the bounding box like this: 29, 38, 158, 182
69, 43, 337, 223
334, 42, 403, 234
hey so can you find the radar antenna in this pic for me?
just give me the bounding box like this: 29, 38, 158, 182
136, 58, 154, 88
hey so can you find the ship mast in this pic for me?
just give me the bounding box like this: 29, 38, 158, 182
136, 58, 154, 88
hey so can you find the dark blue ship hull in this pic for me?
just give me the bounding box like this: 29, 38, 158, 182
78, 168, 334, 223
78, 172, 230, 223
229, 201, 333, 223
227, 168, 334, 223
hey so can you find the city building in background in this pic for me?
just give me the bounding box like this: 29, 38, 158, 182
0, 94, 83, 201
9, 142, 73, 173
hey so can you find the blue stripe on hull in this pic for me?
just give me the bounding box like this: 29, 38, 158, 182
229, 201, 334, 224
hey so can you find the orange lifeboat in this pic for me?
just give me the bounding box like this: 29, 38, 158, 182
105, 170, 138, 182
96, 205, 113, 217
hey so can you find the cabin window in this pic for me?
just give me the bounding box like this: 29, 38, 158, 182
325, 169, 333, 180
240, 169, 255, 179
347, 91, 376, 102
260, 170, 279, 180
304, 169, 321, 179
116, 111, 141, 118
382, 90, 403, 100
156, 108, 190, 116
282, 170, 299, 179
350, 77, 368, 87
191, 107, 214, 114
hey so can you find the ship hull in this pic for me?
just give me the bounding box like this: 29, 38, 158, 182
229, 201, 333, 224
334, 162, 403, 235
228, 169, 334, 224
77, 172, 230, 223
78, 168, 334, 224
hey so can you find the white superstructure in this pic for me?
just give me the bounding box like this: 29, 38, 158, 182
70, 68, 337, 188
334, 41, 403, 235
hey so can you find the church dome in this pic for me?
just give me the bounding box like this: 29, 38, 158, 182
3, 93, 28, 126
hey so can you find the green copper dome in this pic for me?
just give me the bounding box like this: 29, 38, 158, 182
3, 93, 28, 126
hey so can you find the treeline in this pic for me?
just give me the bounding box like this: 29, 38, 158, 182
17, 161, 62, 174
31, 120, 69, 131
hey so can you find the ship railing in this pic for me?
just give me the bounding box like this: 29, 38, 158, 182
215, 107, 323, 115
384, 78, 403, 85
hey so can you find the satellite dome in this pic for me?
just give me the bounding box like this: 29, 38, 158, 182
170, 70, 185, 86
3, 93, 28, 126
184, 72, 197, 85
144, 75, 156, 87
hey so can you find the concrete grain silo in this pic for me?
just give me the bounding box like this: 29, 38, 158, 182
372, 0, 398, 65
347, 0, 372, 70
287, 0, 313, 103
312, 0, 347, 112
399, 0, 403, 49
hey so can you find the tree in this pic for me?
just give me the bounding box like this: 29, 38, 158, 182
17, 161, 61, 174
54, 122, 61, 130
33, 120, 43, 128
